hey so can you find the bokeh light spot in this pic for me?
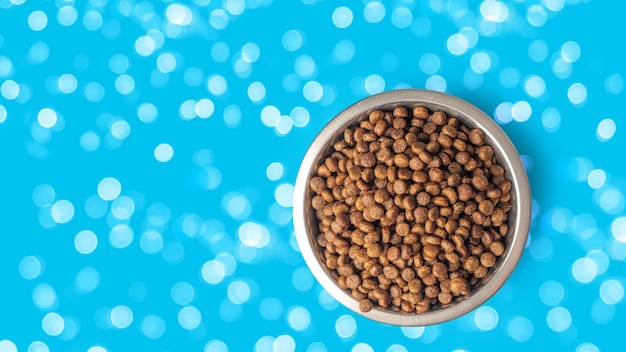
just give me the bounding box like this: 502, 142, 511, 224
546, 307, 571, 332
335, 315, 357, 339
474, 306, 498, 331
596, 118, 616, 141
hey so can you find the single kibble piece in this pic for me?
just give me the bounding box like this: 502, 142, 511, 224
308, 105, 512, 314
359, 299, 374, 312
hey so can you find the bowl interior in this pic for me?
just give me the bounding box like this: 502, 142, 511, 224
294, 89, 531, 326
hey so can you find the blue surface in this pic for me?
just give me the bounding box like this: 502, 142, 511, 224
1, 0, 625, 351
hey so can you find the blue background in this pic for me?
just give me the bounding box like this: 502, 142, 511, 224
1, 0, 625, 351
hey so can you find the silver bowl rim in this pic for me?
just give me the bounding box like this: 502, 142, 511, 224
293, 89, 531, 326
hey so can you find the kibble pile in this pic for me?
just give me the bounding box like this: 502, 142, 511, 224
309, 106, 513, 314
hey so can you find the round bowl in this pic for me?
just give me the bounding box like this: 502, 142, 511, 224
293, 89, 531, 326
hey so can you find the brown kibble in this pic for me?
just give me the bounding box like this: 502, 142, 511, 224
486, 187, 502, 199
363, 132, 377, 142
403, 233, 418, 245
438, 292, 453, 304
477, 146, 494, 162
431, 111, 447, 125
455, 151, 470, 165
393, 180, 409, 195
364, 204, 384, 221
311, 195, 326, 210
500, 180, 512, 193
310, 177, 326, 193
440, 278, 452, 293
369, 110, 385, 123
490, 241, 505, 256
472, 174, 489, 191
423, 244, 440, 260
374, 119, 388, 136
383, 265, 400, 280
425, 140, 441, 155
441, 125, 457, 138
321, 191, 334, 205
325, 255, 338, 269
389, 128, 405, 140
393, 107, 409, 118
338, 276, 348, 289
361, 193, 375, 208
396, 222, 410, 236
453, 139, 467, 152
432, 262, 448, 279
337, 264, 354, 277
349, 231, 365, 247
472, 211, 486, 225
390, 285, 403, 299
348, 165, 362, 181
402, 196, 417, 210
408, 279, 423, 293
317, 164, 331, 178
387, 246, 401, 261
387, 166, 398, 182
374, 164, 387, 180
377, 147, 393, 163
447, 172, 461, 187
394, 154, 410, 168
352, 288, 367, 301
441, 239, 455, 253
415, 148, 433, 163
457, 184, 473, 202
422, 274, 437, 286
450, 277, 470, 296
367, 243, 382, 258
346, 274, 361, 289
397, 168, 412, 181
325, 157, 338, 172
399, 268, 415, 282
416, 192, 430, 206
413, 106, 429, 118
413, 207, 428, 223
369, 264, 383, 277
478, 200, 495, 216
417, 265, 431, 279
469, 243, 484, 255
415, 300, 430, 313
433, 196, 449, 207
468, 129, 485, 146
425, 285, 440, 298
361, 152, 377, 167
463, 256, 480, 272
480, 252, 496, 268
421, 235, 442, 245
437, 134, 453, 148
428, 168, 445, 182
393, 139, 408, 153
378, 294, 392, 307
359, 299, 374, 312
481, 231, 494, 247
409, 157, 425, 171
363, 232, 381, 245
392, 117, 407, 130
374, 188, 390, 203
445, 251, 460, 264
425, 182, 440, 196
440, 187, 458, 204
499, 223, 509, 236
474, 265, 488, 279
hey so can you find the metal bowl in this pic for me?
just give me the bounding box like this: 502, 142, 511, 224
293, 89, 531, 326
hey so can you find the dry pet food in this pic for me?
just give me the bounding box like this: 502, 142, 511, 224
308, 106, 513, 313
